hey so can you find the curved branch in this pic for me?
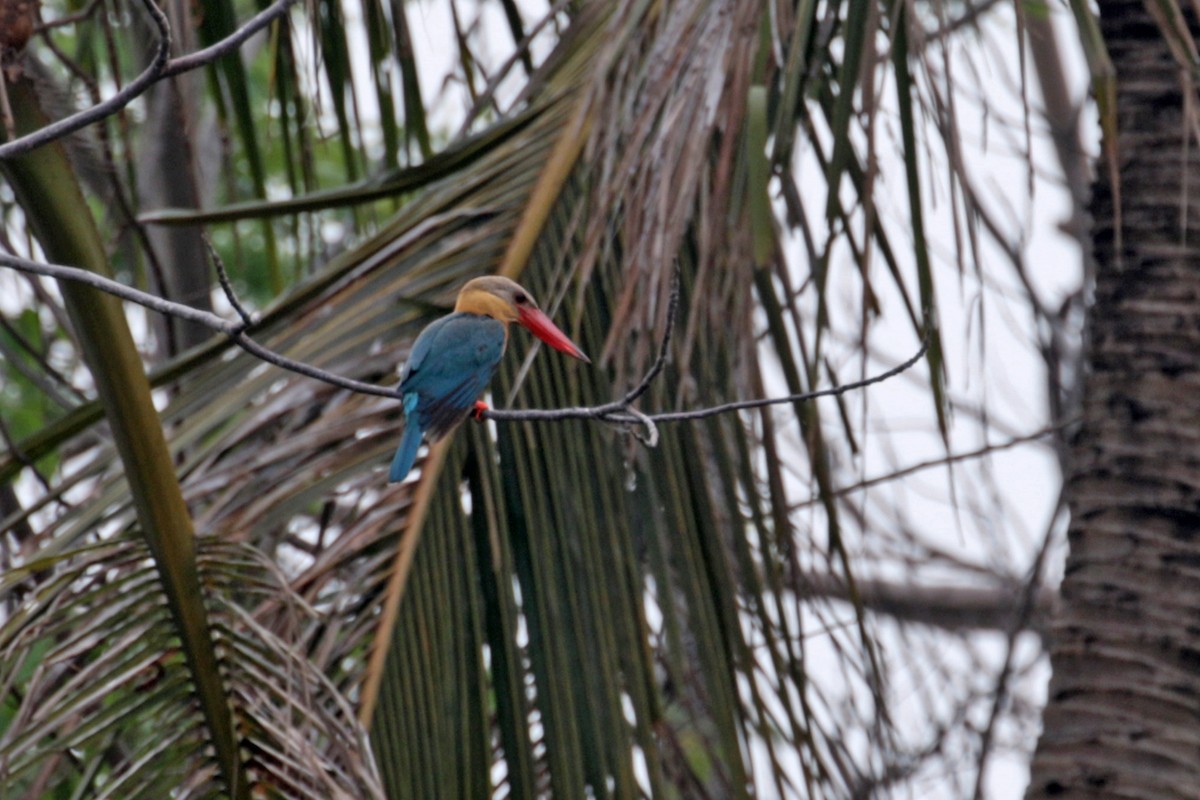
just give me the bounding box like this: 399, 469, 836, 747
0, 251, 397, 399
0, 0, 171, 159
160, 0, 302, 79
0, 253, 231, 332
621, 264, 680, 406
227, 333, 398, 398
0, 0, 302, 160
484, 265, 929, 425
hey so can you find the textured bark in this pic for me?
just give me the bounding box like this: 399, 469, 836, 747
1026, 1, 1200, 797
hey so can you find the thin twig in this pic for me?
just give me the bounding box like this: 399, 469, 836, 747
159, 0, 302, 79
35, 0, 103, 33
484, 337, 928, 425
622, 264, 680, 406
0, 415, 55, 497
0, 250, 396, 398
228, 333, 395, 398
0, 0, 302, 160
200, 244, 398, 398
205, 236, 253, 327
609, 339, 928, 423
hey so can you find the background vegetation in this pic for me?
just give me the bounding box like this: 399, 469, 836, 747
1, 0, 1197, 798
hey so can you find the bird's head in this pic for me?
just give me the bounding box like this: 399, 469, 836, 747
455, 276, 590, 363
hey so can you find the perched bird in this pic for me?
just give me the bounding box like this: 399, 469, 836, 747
389, 276, 590, 482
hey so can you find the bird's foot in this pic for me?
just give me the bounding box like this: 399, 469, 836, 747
472, 400, 489, 421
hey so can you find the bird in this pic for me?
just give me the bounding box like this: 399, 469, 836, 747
389, 276, 590, 482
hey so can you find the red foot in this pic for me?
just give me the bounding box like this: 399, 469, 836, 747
472, 400, 489, 421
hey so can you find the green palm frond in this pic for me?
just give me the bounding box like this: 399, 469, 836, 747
0, 536, 381, 798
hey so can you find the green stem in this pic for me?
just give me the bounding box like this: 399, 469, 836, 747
1, 75, 246, 798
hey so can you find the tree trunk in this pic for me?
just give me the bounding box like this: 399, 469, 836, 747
1027, 1, 1200, 797
136, 0, 215, 355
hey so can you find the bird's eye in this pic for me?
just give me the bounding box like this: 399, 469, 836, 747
514, 292, 528, 305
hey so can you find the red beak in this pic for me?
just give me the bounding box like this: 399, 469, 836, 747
517, 306, 591, 363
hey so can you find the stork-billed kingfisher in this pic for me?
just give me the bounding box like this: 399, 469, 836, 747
389, 276, 590, 482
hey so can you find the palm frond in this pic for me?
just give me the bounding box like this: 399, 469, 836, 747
0, 536, 381, 798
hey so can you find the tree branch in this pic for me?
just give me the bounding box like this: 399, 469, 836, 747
485, 339, 927, 426
158, 0, 303, 80
0, 253, 232, 332
1, 249, 928, 433
483, 265, 929, 428
800, 570, 1058, 638
0, 250, 396, 399
0, 0, 302, 160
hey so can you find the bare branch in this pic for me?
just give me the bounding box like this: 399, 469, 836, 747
605, 340, 928, 424
482, 337, 929, 425
621, 264, 679, 406
0, 250, 397, 399
35, 0, 104, 33
482, 263, 930, 427
1, 249, 927, 430
158, 0, 302, 79
0, 0, 302, 160
0, 0, 170, 159
227, 333, 395, 399
206, 236, 253, 327
0, 252, 233, 332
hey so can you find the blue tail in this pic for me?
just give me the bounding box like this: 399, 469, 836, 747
390, 395, 424, 482
389, 421, 423, 482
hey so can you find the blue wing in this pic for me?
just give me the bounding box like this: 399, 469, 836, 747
399, 312, 507, 440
